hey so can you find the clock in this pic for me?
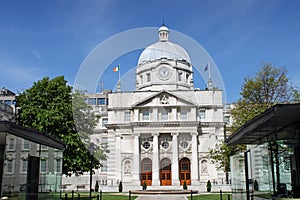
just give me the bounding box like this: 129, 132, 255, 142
158, 66, 171, 80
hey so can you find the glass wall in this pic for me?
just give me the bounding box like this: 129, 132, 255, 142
1, 133, 63, 200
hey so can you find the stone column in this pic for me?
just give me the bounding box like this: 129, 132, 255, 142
115, 135, 122, 181
132, 133, 140, 185
152, 133, 160, 186
171, 132, 180, 185
191, 132, 200, 185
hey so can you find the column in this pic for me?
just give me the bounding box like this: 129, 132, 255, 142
115, 135, 122, 181
132, 133, 140, 185
152, 133, 160, 186
171, 132, 180, 185
191, 132, 200, 185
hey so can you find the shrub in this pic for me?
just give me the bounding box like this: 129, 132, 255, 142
206, 180, 212, 192
183, 181, 187, 190
118, 181, 123, 192
142, 181, 147, 190
95, 181, 99, 192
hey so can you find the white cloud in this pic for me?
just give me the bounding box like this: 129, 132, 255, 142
31, 49, 42, 60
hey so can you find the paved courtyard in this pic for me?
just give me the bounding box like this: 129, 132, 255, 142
136, 195, 188, 200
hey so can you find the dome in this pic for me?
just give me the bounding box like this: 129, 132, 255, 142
138, 26, 191, 65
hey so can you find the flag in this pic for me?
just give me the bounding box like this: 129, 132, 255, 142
113, 65, 120, 72
204, 64, 208, 71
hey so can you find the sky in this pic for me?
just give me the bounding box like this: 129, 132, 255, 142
1, 0, 300, 103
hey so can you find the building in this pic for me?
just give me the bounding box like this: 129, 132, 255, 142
86, 25, 227, 191
227, 103, 300, 199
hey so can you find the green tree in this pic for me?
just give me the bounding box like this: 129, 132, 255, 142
231, 63, 294, 131
16, 76, 105, 176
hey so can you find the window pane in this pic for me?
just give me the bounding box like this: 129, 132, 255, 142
41, 160, 47, 172
124, 111, 131, 121
22, 159, 28, 173
88, 98, 96, 105
199, 109, 206, 120
97, 98, 105, 105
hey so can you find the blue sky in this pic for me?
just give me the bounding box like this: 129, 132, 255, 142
1, 0, 300, 103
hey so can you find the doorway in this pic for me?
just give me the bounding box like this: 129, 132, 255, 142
179, 157, 191, 185
160, 158, 172, 186
141, 158, 152, 186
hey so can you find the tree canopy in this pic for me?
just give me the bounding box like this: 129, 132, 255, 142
16, 76, 105, 176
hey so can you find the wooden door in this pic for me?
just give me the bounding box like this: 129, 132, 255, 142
160, 158, 172, 186
179, 157, 191, 185
141, 158, 152, 186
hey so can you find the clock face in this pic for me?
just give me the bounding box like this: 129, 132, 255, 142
158, 66, 171, 80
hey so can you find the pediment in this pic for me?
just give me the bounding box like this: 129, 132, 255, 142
132, 90, 197, 107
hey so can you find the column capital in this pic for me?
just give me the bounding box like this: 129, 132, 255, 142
171, 132, 179, 136
190, 132, 198, 136
152, 132, 159, 137
133, 133, 140, 137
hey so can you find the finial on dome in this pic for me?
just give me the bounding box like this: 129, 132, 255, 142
162, 17, 165, 27
158, 23, 169, 42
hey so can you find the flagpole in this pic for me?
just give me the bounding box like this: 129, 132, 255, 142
118, 64, 121, 82
208, 60, 211, 80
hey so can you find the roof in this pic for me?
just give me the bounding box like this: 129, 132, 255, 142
226, 103, 300, 146
0, 121, 67, 150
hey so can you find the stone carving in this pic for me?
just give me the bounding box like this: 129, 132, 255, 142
161, 94, 169, 104
124, 160, 131, 174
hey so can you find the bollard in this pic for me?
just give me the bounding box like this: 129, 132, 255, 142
129, 190, 131, 200
227, 194, 230, 200
190, 190, 193, 200
65, 193, 68, 200
100, 190, 102, 200
72, 190, 74, 200
78, 193, 80, 200
97, 194, 99, 200
220, 190, 223, 200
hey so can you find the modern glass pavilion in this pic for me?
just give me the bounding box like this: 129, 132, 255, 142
0, 121, 67, 200
227, 104, 300, 200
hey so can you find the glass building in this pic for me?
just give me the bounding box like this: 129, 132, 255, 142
0, 121, 66, 200
227, 104, 300, 199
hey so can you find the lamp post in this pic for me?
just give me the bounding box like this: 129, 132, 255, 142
88, 142, 96, 200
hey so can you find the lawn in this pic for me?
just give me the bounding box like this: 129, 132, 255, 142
187, 193, 232, 200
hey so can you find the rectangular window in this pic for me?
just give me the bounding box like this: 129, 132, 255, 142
88, 98, 96, 105
4, 100, 11, 106
97, 98, 105, 105
180, 109, 188, 120
161, 108, 170, 121
8, 138, 14, 150
23, 140, 30, 150
140, 75, 143, 84
22, 159, 28, 173
178, 72, 182, 81
146, 73, 151, 82
142, 110, 150, 121
124, 111, 131, 122
40, 160, 47, 173
101, 160, 107, 172
56, 159, 61, 173
6, 160, 13, 173
41, 144, 48, 150
199, 109, 206, 120
102, 118, 108, 127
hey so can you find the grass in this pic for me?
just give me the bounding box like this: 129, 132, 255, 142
187, 193, 232, 200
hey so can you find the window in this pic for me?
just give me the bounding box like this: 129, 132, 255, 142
101, 160, 107, 172
41, 144, 48, 150
6, 160, 13, 173
178, 72, 182, 81
224, 116, 230, 124
140, 75, 143, 84
161, 141, 169, 149
23, 140, 30, 150
22, 159, 28, 173
142, 142, 150, 149
102, 118, 108, 127
40, 160, 47, 173
8, 138, 14, 150
124, 111, 131, 122
4, 100, 11, 106
146, 73, 151, 82
161, 109, 169, 121
97, 98, 105, 105
142, 110, 149, 121
186, 74, 189, 83
199, 109, 206, 120
180, 141, 189, 149
180, 109, 188, 120
56, 159, 61, 173
88, 98, 96, 105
